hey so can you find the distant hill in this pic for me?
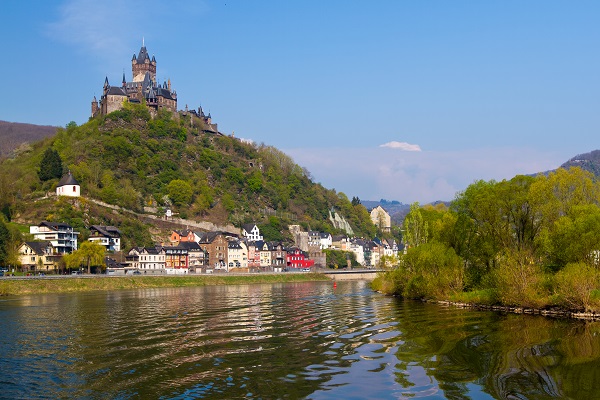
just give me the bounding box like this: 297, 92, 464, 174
361, 200, 411, 225
559, 150, 600, 176
0, 120, 58, 158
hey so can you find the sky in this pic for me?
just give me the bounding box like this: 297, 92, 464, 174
1, 0, 599, 204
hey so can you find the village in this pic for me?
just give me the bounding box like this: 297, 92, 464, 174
16, 170, 400, 275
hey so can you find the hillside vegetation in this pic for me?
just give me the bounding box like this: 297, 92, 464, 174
0, 103, 377, 247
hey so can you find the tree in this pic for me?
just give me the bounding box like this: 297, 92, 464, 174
167, 179, 193, 207
38, 148, 63, 181
351, 196, 361, 206
0, 219, 9, 266
66, 242, 106, 274
403, 202, 428, 248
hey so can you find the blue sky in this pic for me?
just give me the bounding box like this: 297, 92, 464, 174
1, 1, 599, 203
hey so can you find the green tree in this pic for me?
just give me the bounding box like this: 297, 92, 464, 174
403, 202, 428, 248
167, 179, 193, 207
0, 219, 9, 266
38, 148, 63, 181
66, 242, 106, 274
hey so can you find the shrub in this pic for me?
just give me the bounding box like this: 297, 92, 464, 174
554, 262, 600, 312
494, 249, 549, 308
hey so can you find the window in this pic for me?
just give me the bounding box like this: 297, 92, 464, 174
73, 186, 76, 192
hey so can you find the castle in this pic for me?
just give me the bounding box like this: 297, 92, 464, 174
91, 42, 177, 118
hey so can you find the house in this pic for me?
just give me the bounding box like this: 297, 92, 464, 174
88, 225, 121, 252
259, 242, 272, 270
269, 242, 287, 271
178, 241, 207, 273
170, 229, 196, 244
126, 246, 166, 273
198, 231, 228, 270
246, 240, 262, 271
163, 246, 189, 274
331, 235, 351, 251
242, 223, 263, 241
369, 206, 391, 233
56, 171, 80, 197
349, 239, 365, 266
308, 231, 321, 249
286, 247, 314, 269
319, 233, 333, 249
227, 240, 248, 271
30, 221, 79, 254
18, 241, 57, 272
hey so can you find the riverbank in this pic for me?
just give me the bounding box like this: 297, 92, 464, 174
0, 273, 331, 296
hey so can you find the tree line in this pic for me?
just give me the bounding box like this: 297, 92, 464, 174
374, 167, 600, 312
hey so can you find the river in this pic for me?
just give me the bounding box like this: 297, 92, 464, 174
1, 280, 599, 399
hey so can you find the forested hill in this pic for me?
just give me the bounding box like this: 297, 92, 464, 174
0, 104, 378, 245
560, 150, 600, 176
0, 120, 57, 159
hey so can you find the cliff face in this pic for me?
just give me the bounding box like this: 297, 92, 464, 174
0, 120, 57, 158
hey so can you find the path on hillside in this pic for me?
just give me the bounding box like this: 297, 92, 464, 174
80, 197, 239, 235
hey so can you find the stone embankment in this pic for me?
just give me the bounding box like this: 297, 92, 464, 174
431, 300, 600, 321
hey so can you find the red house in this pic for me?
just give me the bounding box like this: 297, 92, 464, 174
286, 247, 314, 269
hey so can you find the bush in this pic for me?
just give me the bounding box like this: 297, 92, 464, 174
494, 250, 549, 308
554, 262, 600, 312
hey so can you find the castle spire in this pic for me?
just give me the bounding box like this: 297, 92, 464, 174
122, 71, 126, 87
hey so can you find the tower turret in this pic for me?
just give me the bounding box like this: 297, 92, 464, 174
132, 42, 157, 82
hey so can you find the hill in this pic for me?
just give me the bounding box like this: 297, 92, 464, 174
559, 150, 600, 176
0, 104, 379, 247
0, 120, 58, 159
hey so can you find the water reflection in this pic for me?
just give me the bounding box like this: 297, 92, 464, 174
1, 281, 600, 399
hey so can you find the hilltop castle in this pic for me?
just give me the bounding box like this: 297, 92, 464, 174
91, 42, 177, 118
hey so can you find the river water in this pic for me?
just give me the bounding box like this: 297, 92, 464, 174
1, 280, 599, 399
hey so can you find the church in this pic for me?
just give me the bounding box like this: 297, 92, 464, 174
91, 42, 177, 118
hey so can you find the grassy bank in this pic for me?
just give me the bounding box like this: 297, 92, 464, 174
0, 273, 330, 296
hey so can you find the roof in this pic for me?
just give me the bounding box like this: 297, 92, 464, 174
39, 221, 73, 230
242, 224, 258, 234
106, 86, 127, 96
197, 231, 225, 244
23, 241, 52, 255
136, 45, 151, 64
90, 225, 121, 238
177, 242, 202, 251
57, 172, 79, 187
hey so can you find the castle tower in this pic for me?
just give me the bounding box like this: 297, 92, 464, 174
132, 43, 157, 82
91, 96, 99, 117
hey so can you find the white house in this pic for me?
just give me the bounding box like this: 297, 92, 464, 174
319, 233, 333, 249
56, 171, 80, 197
242, 223, 263, 241
88, 225, 121, 252
228, 240, 248, 270
369, 206, 391, 233
30, 221, 79, 254
126, 247, 166, 271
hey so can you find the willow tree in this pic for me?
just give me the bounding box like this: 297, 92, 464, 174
403, 202, 428, 248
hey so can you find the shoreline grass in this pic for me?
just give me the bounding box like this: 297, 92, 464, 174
0, 273, 331, 296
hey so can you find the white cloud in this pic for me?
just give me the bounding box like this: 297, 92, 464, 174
379, 141, 422, 151
285, 146, 565, 204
